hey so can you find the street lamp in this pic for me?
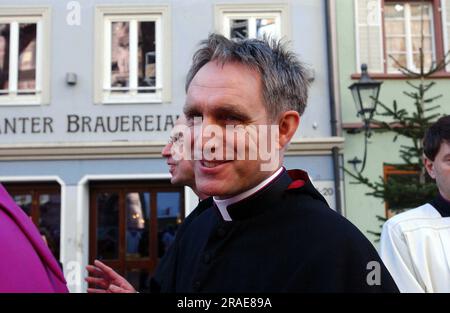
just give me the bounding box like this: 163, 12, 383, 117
347, 64, 383, 173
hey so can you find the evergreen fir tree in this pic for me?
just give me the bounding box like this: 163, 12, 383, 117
345, 1, 450, 238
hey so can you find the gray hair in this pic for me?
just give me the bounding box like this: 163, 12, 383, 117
185, 33, 310, 119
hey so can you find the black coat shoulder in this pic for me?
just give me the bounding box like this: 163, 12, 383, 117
277, 186, 399, 292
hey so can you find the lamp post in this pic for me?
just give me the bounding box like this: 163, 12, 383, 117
347, 64, 383, 173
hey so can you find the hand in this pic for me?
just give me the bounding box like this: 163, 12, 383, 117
85, 260, 137, 293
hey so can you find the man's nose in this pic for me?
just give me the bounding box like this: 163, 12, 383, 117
161, 142, 172, 158
196, 119, 226, 158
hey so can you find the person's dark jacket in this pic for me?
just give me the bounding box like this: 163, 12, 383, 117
151, 168, 399, 293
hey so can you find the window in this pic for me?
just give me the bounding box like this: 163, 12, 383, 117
0, 7, 50, 105
89, 181, 184, 293
225, 13, 281, 40
384, 2, 436, 72
3, 182, 61, 261
215, 4, 290, 40
355, 0, 446, 74
442, 0, 450, 71
383, 164, 437, 218
94, 6, 171, 104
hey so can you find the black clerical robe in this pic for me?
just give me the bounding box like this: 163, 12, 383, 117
151, 168, 399, 293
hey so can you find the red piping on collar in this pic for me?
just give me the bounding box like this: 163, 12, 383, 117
286, 169, 309, 190
287, 180, 305, 190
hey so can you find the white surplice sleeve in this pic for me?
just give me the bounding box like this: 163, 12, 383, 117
379, 220, 425, 293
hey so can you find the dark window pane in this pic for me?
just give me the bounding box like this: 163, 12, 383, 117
126, 269, 150, 293
138, 21, 156, 93
412, 37, 432, 52
39, 193, 61, 261
384, 3, 405, 19
0, 24, 10, 93
411, 19, 431, 35
126, 192, 150, 259
97, 192, 119, 260
385, 3, 407, 73
18, 23, 36, 94
256, 18, 277, 39
410, 3, 431, 19
387, 53, 407, 72
111, 22, 129, 92
385, 20, 405, 36
386, 37, 406, 52
413, 52, 433, 70
157, 192, 181, 258
12, 194, 32, 216
230, 19, 248, 39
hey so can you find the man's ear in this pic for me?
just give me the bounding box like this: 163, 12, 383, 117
278, 110, 300, 149
423, 155, 436, 179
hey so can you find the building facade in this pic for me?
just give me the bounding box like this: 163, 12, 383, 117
0, 0, 343, 292
337, 0, 450, 244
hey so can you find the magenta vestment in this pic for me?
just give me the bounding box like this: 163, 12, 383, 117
0, 184, 68, 293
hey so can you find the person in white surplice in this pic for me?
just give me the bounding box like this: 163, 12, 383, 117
380, 115, 450, 293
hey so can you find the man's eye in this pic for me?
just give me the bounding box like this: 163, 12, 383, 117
186, 115, 202, 126
173, 133, 183, 143
223, 115, 244, 123
186, 112, 202, 119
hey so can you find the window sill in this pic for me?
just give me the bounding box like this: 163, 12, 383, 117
343, 122, 405, 130
101, 99, 164, 105
351, 71, 450, 80
0, 99, 43, 106
101, 94, 164, 105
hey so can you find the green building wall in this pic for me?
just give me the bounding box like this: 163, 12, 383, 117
335, 0, 450, 245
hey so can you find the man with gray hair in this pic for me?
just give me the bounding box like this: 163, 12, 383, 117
86, 34, 398, 293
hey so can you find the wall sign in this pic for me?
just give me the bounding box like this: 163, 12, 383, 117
0, 114, 179, 135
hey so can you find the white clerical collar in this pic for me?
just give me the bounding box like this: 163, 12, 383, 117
213, 167, 284, 222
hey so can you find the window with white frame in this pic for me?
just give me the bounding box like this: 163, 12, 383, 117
354, 0, 447, 74
0, 8, 49, 105
442, 0, 450, 71
95, 6, 171, 104
215, 4, 289, 40
224, 13, 281, 40
384, 2, 436, 73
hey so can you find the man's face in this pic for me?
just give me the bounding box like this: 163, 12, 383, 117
184, 61, 278, 199
425, 141, 450, 199
161, 121, 195, 188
